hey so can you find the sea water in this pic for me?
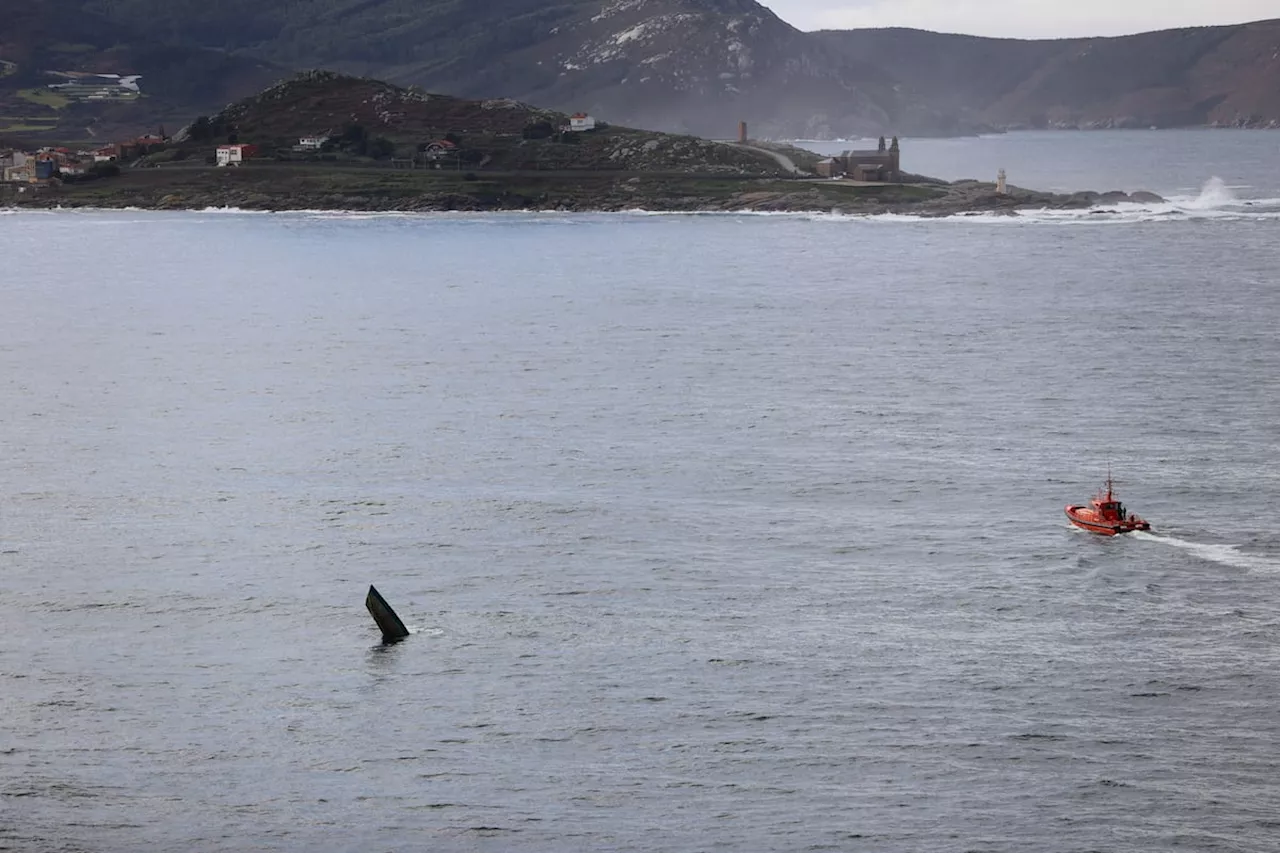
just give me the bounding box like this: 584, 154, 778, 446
2, 131, 1279, 852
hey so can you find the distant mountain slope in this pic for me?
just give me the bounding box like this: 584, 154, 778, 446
814, 20, 1280, 129
8, 1, 1280, 139
70, 0, 901, 137
0, 0, 286, 142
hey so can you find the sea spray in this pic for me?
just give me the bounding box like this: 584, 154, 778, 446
1186, 176, 1237, 209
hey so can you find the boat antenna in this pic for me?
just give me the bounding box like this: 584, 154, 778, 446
1106, 462, 1113, 501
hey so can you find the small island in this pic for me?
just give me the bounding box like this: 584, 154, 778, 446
1, 72, 1163, 216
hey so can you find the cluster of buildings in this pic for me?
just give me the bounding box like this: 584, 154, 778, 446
1, 133, 168, 183
45, 72, 142, 103
4, 111, 606, 182
816, 136, 902, 182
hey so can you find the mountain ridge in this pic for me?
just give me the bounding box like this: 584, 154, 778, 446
4, 1, 1280, 140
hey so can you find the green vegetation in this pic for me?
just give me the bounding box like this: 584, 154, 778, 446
18, 88, 71, 109
0, 120, 59, 133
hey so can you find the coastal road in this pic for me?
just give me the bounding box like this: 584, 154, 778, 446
727, 143, 805, 175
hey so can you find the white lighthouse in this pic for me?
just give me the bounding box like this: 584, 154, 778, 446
996, 168, 1007, 194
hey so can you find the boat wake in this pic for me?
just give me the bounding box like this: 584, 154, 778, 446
1131, 531, 1280, 572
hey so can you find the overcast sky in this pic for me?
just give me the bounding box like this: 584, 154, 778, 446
761, 0, 1280, 38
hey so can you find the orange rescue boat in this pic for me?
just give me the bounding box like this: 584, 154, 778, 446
1065, 473, 1151, 536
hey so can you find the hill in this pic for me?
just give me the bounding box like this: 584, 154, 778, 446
6, 1, 1280, 139
6, 72, 1172, 217
177, 71, 795, 175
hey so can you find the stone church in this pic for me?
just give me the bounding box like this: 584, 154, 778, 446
816, 136, 901, 181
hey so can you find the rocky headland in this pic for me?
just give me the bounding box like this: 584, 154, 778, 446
2, 73, 1166, 217
1, 167, 1166, 216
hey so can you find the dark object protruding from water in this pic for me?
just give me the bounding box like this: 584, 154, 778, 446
366, 584, 410, 643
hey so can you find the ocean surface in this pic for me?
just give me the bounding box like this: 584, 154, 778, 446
3, 131, 1280, 852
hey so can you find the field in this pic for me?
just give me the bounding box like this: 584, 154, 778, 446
18, 88, 72, 109
0, 119, 59, 134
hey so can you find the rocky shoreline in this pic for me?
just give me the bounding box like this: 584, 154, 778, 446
1, 166, 1165, 217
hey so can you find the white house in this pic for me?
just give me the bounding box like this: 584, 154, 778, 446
568, 113, 596, 132
216, 144, 256, 167
297, 135, 328, 150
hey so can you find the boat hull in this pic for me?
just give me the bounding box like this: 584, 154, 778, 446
1065, 505, 1151, 536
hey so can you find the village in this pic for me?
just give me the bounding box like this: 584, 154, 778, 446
1, 111, 604, 186
1, 132, 168, 184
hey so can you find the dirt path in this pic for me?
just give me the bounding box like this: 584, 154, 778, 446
728, 143, 804, 175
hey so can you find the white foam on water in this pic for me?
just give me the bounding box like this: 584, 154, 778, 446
995, 177, 1280, 225
199, 206, 273, 214
1132, 531, 1280, 572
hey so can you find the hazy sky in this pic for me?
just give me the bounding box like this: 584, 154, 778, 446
761, 0, 1280, 38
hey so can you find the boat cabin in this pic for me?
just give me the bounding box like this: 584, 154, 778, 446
1093, 497, 1129, 521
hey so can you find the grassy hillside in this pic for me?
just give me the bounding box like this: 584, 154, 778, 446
180, 71, 792, 175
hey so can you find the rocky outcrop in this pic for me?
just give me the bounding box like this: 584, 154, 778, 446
6, 163, 1165, 216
